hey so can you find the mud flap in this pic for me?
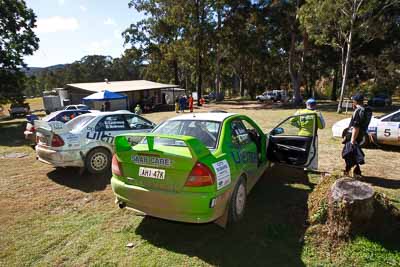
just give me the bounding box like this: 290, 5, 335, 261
214, 207, 229, 228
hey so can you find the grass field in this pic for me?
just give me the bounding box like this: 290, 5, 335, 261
0, 99, 399, 266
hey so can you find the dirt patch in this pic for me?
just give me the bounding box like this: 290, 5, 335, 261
0, 152, 29, 158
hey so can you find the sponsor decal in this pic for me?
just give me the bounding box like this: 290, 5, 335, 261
131, 155, 172, 167
86, 131, 115, 143
231, 151, 258, 164
212, 160, 231, 190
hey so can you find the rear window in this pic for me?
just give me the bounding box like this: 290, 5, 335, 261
151, 120, 221, 148
66, 116, 94, 130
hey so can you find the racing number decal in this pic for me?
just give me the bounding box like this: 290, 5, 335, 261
384, 129, 391, 137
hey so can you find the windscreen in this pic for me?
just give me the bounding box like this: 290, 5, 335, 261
67, 116, 94, 130
151, 120, 221, 148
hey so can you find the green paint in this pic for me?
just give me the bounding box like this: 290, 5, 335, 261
111, 114, 269, 223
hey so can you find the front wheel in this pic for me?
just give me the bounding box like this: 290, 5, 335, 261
228, 176, 247, 224
85, 147, 111, 174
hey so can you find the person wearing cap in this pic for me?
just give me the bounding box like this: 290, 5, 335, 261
343, 93, 372, 177
291, 98, 326, 137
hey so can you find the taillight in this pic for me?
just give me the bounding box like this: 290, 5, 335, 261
112, 154, 123, 176
185, 162, 215, 187
51, 134, 64, 147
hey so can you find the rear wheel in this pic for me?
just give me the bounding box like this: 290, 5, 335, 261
85, 147, 111, 174
228, 176, 247, 224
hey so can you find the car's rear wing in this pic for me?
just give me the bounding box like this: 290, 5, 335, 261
34, 120, 70, 135
114, 133, 211, 161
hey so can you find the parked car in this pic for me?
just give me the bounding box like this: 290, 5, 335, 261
63, 104, 90, 111
24, 110, 92, 144
256, 91, 275, 102
111, 112, 319, 225
8, 102, 30, 118
332, 109, 400, 146
35, 110, 156, 174
368, 94, 392, 107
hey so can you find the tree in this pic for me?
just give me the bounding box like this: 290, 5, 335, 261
300, 0, 400, 112
0, 0, 39, 104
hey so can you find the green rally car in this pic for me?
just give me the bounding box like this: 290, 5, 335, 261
111, 112, 318, 225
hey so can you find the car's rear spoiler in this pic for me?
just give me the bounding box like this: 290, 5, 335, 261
114, 133, 211, 161
34, 120, 70, 135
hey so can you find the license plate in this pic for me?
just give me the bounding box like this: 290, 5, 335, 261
138, 167, 165, 180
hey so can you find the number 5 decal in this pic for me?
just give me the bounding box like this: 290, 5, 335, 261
384, 129, 391, 137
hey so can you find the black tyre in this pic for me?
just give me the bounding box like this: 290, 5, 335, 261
228, 176, 247, 224
85, 147, 111, 174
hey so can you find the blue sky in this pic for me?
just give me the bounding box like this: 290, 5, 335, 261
24, 0, 144, 67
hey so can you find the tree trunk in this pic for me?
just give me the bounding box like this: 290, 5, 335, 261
328, 178, 374, 240
239, 76, 244, 97
195, 0, 203, 106
215, 7, 222, 99
331, 64, 339, 101
173, 58, 179, 86
288, 30, 302, 105
337, 9, 355, 113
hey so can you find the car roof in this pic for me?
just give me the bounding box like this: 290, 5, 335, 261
169, 112, 237, 122
77, 110, 133, 118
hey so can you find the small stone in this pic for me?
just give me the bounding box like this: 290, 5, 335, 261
126, 242, 135, 248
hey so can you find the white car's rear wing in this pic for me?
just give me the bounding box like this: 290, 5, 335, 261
34, 120, 70, 135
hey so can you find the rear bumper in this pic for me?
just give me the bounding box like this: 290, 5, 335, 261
111, 176, 229, 223
36, 146, 84, 167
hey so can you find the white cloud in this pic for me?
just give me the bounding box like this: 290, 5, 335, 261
86, 40, 112, 55
104, 18, 117, 26
79, 5, 87, 12
36, 16, 79, 33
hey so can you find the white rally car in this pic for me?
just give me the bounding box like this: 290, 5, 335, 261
332, 109, 400, 146
35, 110, 156, 174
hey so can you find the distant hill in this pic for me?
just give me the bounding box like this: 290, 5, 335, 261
22, 64, 67, 76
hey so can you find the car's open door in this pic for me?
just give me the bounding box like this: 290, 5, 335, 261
266, 114, 318, 170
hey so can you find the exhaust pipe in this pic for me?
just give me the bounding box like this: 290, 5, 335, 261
118, 202, 126, 209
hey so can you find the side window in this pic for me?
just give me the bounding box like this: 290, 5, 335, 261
124, 115, 153, 130
386, 113, 400, 122
95, 115, 129, 131
272, 114, 316, 137
57, 112, 73, 123
231, 120, 251, 146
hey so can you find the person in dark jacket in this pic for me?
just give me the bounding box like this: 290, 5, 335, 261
343, 93, 372, 177
179, 95, 187, 112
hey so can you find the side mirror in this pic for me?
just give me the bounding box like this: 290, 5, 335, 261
271, 127, 284, 135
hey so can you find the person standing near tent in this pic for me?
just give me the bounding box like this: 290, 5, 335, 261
188, 95, 194, 112
179, 95, 187, 112
134, 104, 142, 115
175, 96, 180, 113
104, 101, 111, 111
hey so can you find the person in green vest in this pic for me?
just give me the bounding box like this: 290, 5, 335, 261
291, 98, 325, 136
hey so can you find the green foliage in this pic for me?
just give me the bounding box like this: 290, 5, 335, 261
31, 51, 144, 91
310, 199, 328, 224
0, 0, 39, 104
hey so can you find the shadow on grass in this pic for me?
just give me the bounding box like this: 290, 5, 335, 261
47, 168, 111, 193
363, 195, 400, 253
135, 166, 312, 266
0, 120, 28, 147
362, 176, 400, 189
